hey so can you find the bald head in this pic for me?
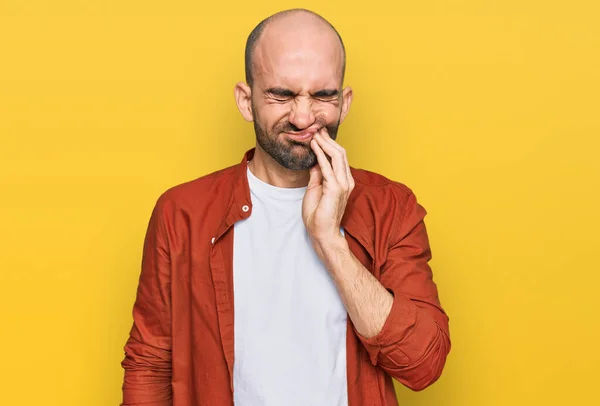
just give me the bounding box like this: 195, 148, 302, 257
234, 9, 353, 172
244, 9, 346, 87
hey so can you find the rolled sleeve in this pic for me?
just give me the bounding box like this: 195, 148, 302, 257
355, 191, 451, 391
121, 196, 174, 405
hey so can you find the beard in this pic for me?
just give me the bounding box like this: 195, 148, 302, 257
252, 110, 341, 171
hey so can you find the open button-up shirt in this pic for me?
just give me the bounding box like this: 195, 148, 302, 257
121, 148, 451, 406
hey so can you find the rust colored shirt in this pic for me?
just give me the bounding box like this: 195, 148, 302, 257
121, 148, 451, 406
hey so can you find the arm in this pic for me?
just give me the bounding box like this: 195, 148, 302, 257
318, 192, 451, 391
304, 131, 450, 391
121, 197, 173, 406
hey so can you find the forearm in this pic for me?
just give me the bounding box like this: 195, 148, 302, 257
315, 234, 450, 391
316, 236, 394, 338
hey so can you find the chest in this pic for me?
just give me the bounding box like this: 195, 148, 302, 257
232, 211, 347, 323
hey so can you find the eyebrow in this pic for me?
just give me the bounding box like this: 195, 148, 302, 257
265, 87, 296, 97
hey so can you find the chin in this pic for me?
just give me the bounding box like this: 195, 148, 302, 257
286, 153, 318, 171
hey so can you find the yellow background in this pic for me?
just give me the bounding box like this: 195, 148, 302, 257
1, 1, 599, 405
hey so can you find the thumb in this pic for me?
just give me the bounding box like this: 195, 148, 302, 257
307, 164, 323, 189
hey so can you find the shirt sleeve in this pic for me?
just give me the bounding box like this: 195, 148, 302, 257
121, 197, 173, 406
354, 190, 451, 391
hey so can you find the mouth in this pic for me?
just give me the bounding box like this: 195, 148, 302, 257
284, 131, 316, 142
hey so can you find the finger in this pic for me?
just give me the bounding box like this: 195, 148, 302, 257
341, 151, 353, 192
319, 129, 354, 192
340, 146, 354, 191
314, 131, 348, 189
347, 165, 355, 192
310, 138, 337, 185
319, 128, 345, 153
307, 162, 323, 189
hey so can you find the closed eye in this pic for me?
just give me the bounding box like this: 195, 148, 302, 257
312, 89, 340, 100
265, 87, 295, 102
264, 87, 341, 102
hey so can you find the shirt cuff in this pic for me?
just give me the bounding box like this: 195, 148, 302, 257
354, 289, 417, 367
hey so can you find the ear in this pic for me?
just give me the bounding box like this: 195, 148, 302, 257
234, 81, 254, 122
339, 86, 353, 124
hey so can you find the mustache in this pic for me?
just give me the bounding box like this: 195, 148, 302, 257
276, 120, 328, 134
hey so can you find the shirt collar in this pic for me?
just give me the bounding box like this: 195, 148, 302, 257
219, 148, 373, 258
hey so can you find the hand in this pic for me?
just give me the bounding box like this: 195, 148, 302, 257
302, 128, 355, 257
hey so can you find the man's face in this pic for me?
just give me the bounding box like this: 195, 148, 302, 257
249, 23, 349, 170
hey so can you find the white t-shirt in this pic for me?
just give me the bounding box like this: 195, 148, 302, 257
232, 166, 348, 406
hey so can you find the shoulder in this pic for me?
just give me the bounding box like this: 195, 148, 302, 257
152, 163, 240, 215
350, 166, 416, 202
347, 167, 427, 244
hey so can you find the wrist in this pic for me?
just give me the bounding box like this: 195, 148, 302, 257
313, 233, 351, 270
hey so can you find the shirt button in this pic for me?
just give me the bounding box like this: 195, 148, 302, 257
211, 237, 215, 244
242, 205, 249, 212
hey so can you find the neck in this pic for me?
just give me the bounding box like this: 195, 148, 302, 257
248, 144, 310, 188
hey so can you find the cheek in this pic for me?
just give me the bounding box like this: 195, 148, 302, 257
264, 106, 294, 131
256, 104, 289, 127
315, 103, 342, 124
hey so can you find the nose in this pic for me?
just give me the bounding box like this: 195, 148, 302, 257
288, 98, 316, 130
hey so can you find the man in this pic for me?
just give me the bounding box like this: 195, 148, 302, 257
121, 8, 450, 406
